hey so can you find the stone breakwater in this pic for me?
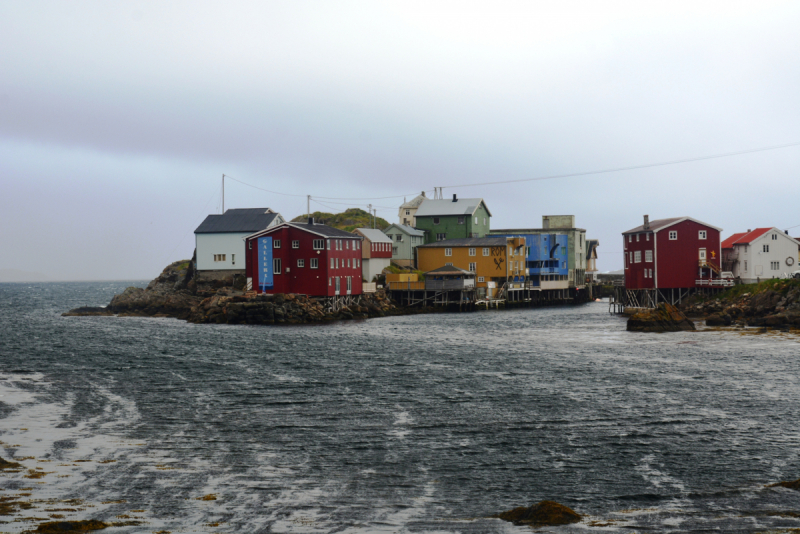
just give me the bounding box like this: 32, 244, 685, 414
63, 259, 402, 324
680, 279, 800, 328
627, 303, 696, 332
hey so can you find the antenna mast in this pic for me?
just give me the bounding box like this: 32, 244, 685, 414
222, 174, 225, 213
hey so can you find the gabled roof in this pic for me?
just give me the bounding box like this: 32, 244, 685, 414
245, 221, 360, 241
415, 198, 491, 217
418, 237, 507, 248
195, 208, 281, 234
622, 216, 722, 235
400, 192, 428, 209
722, 228, 799, 248
354, 228, 392, 243
384, 223, 425, 237
425, 265, 474, 276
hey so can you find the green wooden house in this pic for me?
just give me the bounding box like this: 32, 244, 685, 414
414, 195, 491, 244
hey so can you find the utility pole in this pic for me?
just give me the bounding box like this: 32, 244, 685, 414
222, 174, 225, 213
373, 208, 377, 228
368, 204, 372, 228
307, 195, 311, 219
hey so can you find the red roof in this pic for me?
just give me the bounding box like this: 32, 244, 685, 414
721, 228, 771, 249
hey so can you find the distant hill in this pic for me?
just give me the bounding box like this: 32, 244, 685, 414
291, 208, 391, 232
0, 269, 51, 282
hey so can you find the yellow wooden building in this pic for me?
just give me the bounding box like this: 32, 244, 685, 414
416, 237, 526, 289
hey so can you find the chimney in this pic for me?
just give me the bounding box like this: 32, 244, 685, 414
786, 230, 790, 235
747, 229, 751, 233
452, 194, 457, 202
421, 191, 426, 197
643, 215, 650, 230
308, 217, 314, 225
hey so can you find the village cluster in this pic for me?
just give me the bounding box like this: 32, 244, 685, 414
192, 192, 598, 303
192, 195, 800, 307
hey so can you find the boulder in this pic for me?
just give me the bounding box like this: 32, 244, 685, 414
492, 500, 582, 527
627, 303, 696, 332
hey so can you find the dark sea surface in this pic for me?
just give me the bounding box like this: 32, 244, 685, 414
2, 281, 800, 533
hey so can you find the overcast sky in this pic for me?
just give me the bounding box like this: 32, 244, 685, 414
2, 1, 799, 280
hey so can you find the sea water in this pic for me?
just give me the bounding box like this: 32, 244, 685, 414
2, 281, 800, 533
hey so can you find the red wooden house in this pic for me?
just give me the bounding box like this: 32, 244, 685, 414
623, 215, 723, 290
245, 219, 363, 296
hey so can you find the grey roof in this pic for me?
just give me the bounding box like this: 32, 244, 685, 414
290, 222, 361, 238
490, 227, 586, 234
195, 208, 280, 234
384, 223, 425, 237
425, 265, 474, 276
414, 198, 491, 217
622, 216, 722, 234
418, 237, 507, 248
400, 192, 428, 209
354, 228, 392, 243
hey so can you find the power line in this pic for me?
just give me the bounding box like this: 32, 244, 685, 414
440, 141, 800, 189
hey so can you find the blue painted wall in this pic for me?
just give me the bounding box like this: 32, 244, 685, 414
491, 233, 568, 283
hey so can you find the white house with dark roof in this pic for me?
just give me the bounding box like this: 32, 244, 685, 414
398, 191, 428, 226
194, 208, 284, 279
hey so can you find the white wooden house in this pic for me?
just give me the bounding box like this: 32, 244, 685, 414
721, 227, 800, 283
194, 208, 284, 280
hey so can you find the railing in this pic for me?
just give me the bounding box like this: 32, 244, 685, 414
425, 279, 476, 291
388, 281, 426, 291
696, 279, 735, 287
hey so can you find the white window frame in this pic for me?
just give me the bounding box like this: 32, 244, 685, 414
274, 240, 281, 248
273, 257, 282, 274
469, 248, 476, 256
292, 240, 300, 249
433, 217, 440, 225
636, 234, 640, 242
445, 248, 452, 257
763, 244, 769, 252
313, 239, 324, 250
483, 248, 490, 256
297, 259, 304, 268
698, 231, 707, 240
478, 276, 485, 282
310, 258, 318, 269
645, 250, 653, 262
669, 231, 677, 240
469, 262, 476, 272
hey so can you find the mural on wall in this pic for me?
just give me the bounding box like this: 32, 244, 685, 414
258, 236, 274, 290
493, 257, 505, 270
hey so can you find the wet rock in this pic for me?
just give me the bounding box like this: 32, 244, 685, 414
627, 303, 696, 332
0, 457, 22, 470
33, 519, 108, 532
770, 478, 800, 490
492, 500, 582, 527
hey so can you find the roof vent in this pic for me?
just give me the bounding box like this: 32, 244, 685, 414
452, 194, 457, 202
643, 215, 650, 231
747, 229, 751, 233
786, 230, 789, 235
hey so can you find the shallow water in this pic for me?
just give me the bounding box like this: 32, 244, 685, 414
2, 281, 800, 533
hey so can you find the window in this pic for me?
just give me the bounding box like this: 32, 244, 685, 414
699, 231, 707, 240
699, 248, 706, 260
347, 258, 351, 268
483, 247, 490, 256
772, 234, 777, 240
469, 262, 476, 272
636, 234, 640, 242
327, 240, 331, 250
405, 209, 410, 215
628, 235, 632, 243
313, 239, 324, 249
273, 258, 282, 274
469, 248, 476, 256
478, 276, 485, 282
392, 246, 398, 254
561, 247, 566, 255
433, 217, 440, 225
445, 248, 452, 256
458, 216, 465, 224
248, 241, 252, 250
445, 262, 453, 266
646, 233, 650, 241
347, 277, 352, 292
329, 277, 331, 286
292, 240, 299, 249
297, 259, 305, 268
771, 261, 779, 270
274, 240, 281, 248
645, 250, 653, 262
335, 277, 340, 293
336, 258, 339, 269
744, 261, 748, 271
763, 244, 769, 252
483, 217, 486, 225
436, 233, 446, 241
669, 231, 677, 240
649, 269, 653, 278
634, 251, 641, 263
331, 258, 335, 268
310, 258, 318, 269
475, 217, 478, 224
213, 254, 227, 262
345, 241, 349, 250
396, 235, 403, 242
231, 254, 235, 265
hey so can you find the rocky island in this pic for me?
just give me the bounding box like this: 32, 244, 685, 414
64, 259, 400, 324
680, 279, 800, 328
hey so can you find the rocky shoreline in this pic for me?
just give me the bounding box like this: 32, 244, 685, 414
679, 279, 800, 328
62, 259, 424, 324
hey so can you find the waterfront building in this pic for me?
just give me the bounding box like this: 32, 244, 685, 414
245, 219, 362, 296
414, 195, 491, 244
490, 215, 589, 289
416, 236, 525, 289
623, 215, 723, 290
383, 223, 425, 268
194, 208, 284, 281
721, 228, 800, 283
398, 191, 427, 226
586, 239, 600, 282
353, 228, 393, 283
489, 231, 569, 289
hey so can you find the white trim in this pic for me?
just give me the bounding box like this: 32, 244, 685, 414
654, 232, 658, 287
622, 216, 723, 235
244, 222, 363, 241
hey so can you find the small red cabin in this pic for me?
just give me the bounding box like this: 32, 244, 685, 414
245, 220, 363, 297
623, 216, 722, 290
